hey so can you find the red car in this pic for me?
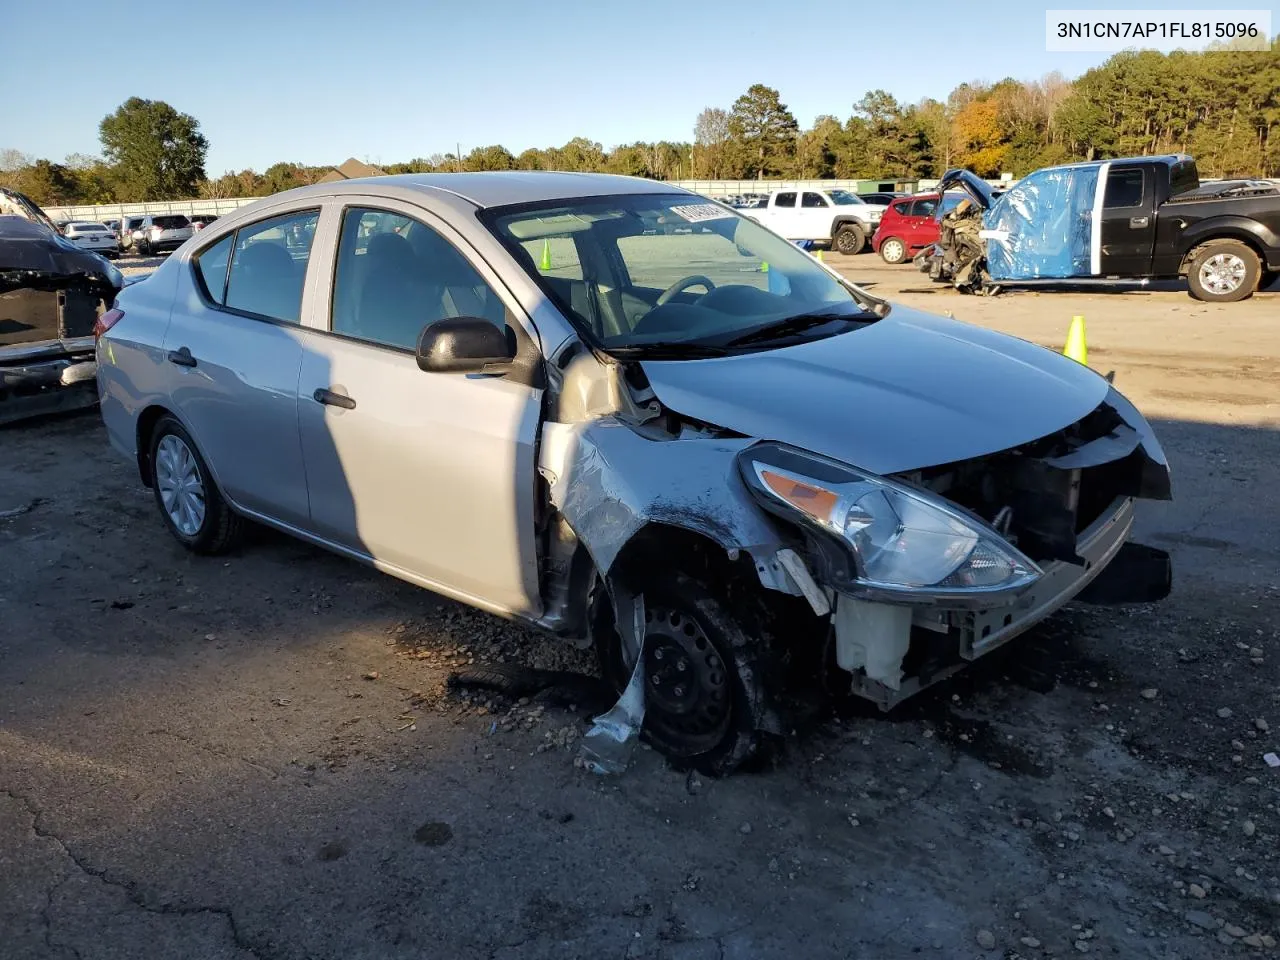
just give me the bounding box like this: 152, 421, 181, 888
872, 193, 963, 264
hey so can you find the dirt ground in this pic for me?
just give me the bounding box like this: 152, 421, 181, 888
2, 255, 1278, 960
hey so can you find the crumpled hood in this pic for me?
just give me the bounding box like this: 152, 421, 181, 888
640, 306, 1111, 476
0, 216, 122, 299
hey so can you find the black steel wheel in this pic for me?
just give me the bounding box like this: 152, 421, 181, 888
594, 572, 773, 776
641, 604, 733, 756
833, 223, 866, 255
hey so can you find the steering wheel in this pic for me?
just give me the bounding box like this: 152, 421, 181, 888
655, 275, 716, 307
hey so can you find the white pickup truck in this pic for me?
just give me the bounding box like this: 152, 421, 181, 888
737, 188, 888, 254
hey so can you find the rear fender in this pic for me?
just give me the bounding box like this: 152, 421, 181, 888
1176, 216, 1277, 268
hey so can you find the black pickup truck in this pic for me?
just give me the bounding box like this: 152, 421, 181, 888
923, 155, 1280, 302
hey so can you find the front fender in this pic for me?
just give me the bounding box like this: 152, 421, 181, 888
538, 420, 792, 581
831, 214, 869, 233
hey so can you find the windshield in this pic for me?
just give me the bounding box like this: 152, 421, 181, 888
486, 193, 877, 356
827, 190, 865, 205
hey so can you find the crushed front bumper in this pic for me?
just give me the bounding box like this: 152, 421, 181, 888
837, 496, 1171, 709
0, 337, 99, 424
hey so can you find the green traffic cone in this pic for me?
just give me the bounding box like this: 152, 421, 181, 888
540, 239, 552, 271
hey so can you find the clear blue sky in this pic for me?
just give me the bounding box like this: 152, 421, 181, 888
3, 0, 1274, 173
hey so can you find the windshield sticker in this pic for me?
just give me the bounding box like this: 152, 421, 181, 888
669, 203, 734, 223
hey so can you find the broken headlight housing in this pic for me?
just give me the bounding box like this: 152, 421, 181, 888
739, 442, 1041, 602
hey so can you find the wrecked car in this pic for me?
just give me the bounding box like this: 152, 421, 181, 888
919, 156, 1280, 302
1, 188, 123, 424
97, 173, 1172, 774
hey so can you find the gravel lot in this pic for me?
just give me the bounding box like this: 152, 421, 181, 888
2, 253, 1279, 959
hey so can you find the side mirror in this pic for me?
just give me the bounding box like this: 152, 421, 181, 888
416, 316, 514, 374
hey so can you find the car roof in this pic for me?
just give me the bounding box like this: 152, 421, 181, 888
1041, 153, 1191, 173
276, 171, 685, 210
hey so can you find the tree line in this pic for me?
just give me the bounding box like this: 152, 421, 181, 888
3, 42, 1277, 208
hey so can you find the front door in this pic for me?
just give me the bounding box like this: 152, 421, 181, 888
162, 207, 322, 527
296, 203, 543, 615
901, 197, 939, 250
769, 191, 799, 238
1099, 165, 1156, 276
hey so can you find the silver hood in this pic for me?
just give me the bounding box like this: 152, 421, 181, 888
639, 306, 1111, 476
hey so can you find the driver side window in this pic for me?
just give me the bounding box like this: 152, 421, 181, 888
330, 207, 506, 351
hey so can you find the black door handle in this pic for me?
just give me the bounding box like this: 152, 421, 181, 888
313, 387, 356, 410
167, 347, 197, 368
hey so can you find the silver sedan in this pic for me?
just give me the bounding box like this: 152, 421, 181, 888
96, 172, 1173, 774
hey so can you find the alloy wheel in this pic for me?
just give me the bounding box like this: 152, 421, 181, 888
1199, 253, 1246, 295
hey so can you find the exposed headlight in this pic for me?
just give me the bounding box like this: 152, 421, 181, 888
739, 443, 1040, 600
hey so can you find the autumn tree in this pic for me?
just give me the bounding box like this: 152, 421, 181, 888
693, 107, 731, 178
953, 97, 1009, 176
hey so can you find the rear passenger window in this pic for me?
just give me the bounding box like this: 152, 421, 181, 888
1104, 169, 1145, 209
224, 210, 319, 323
195, 234, 233, 303
330, 207, 506, 351
774, 192, 796, 208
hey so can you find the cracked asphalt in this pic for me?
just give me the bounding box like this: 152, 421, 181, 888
2, 262, 1279, 959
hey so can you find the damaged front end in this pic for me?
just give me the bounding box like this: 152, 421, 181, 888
825, 388, 1172, 708
536, 341, 1171, 732
1, 205, 122, 424
917, 169, 994, 293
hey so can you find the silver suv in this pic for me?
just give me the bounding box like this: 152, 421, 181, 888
132, 214, 194, 255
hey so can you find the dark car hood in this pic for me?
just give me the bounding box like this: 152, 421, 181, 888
0, 216, 122, 299
639, 306, 1111, 476
935, 169, 996, 210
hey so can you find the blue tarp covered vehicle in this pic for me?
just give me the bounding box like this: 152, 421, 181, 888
919, 157, 1280, 302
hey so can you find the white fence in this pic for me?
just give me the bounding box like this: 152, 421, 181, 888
44, 197, 260, 222
43, 175, 1014, 222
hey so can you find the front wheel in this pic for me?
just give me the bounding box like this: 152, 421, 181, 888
833, 223, 866, 255
878, 236, 907, 264
1187, 241, 1259, 303
594, 573, 773, 776
149, 416, 243, 554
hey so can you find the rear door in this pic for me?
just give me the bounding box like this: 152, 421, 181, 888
161, 207, 320, 527
1099, 165, 1155, 276
798, 191, 832, 240
294, 200, 543, 615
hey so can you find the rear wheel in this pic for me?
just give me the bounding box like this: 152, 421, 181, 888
1187, 241, 1259, 303
149, 416, 242, 555
594, 572, 772, 776
833, 223, 866, 255
879, 236, 907, 264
